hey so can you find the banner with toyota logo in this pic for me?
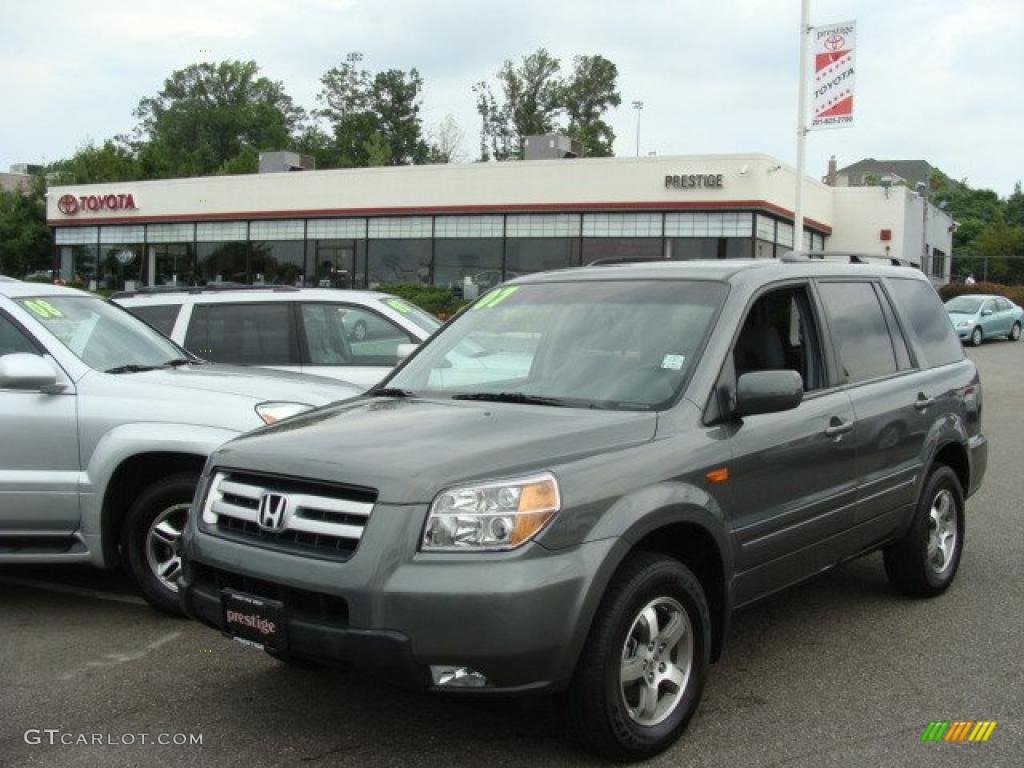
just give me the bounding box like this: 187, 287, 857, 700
810, 20, 856, 131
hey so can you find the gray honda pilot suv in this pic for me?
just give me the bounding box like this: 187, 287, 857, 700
181, 256, 986, 761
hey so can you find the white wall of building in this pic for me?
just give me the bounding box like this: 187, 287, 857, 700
828, 186, 953, 283
46, 154, 834, 234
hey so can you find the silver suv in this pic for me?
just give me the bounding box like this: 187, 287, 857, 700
0, 280, 359, 612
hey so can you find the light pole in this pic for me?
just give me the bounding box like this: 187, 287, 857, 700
631, 101, 644, 157
345, 51, 364, 65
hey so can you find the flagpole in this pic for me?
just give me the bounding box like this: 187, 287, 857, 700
794, 0, 811, 252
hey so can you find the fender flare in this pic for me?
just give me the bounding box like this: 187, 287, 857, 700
558, 482, 734, 682
80, 423, 240, 567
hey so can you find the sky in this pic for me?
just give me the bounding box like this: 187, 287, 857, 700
1, 0, 1021, 195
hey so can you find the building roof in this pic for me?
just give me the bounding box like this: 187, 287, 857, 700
836, 159, 935, 188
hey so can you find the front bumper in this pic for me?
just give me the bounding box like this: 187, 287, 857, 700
180, 506, 619, 695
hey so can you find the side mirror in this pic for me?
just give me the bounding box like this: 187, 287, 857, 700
734, 370, 803, 417
982, 309, 993, 316
396, 343, 418, 361
0, 353, 58, 391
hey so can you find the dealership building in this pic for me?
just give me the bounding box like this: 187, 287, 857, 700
46, 152, 954, 293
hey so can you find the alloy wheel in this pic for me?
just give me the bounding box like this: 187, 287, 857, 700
145, 503, 189, 593
927, 489, 958, 576
619, 597, 693, 727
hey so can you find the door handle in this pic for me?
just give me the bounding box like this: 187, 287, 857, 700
824, 418, 854, 438
914, 394, 935, 411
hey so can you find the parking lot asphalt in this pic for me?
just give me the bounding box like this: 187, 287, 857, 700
2, 341, 1022, 768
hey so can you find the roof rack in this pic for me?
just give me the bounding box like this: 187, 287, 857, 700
781, 250, 920, 268
586, 257, 670, 267
111, 283, 301, 299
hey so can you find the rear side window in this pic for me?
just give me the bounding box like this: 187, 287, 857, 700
184, 303, 295, 365
125, 304, 180, 337
886, 278, 964, 368
818, 281, 899, 384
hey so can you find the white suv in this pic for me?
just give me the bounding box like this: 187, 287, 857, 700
114, 287, 441, 389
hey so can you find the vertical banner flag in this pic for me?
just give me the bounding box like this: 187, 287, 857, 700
810, 20, 856, 130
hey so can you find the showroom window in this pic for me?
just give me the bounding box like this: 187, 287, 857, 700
307, 219, 367, 288
56, 227, 100, 286
196, 221, 248, 284
432, 216, 504, 295
367, 240, 432, 285
249, 220, 306, 286
144, 223, 196, 286
98, 225, 145, 291
367, 217, 432, 286
505, 238, 582, 277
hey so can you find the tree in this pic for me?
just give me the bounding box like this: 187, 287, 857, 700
426, 114, 466, 163
475, 48, 563, 160
562, 55, 621, 157
48, 140, 140, 185
1006, 181, 1024, 227
475, 48, 621, 160
974, 213, 1024, 284
130, 60, 304, 178
0, 177, 51, 278
316, 59, 430, 167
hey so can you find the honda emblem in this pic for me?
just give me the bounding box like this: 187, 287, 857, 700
257, 492, 289, 532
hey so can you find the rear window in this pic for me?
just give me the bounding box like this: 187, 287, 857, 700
184, 303, 295, 365
125, 304, 180, 337
887, 278, 964, 368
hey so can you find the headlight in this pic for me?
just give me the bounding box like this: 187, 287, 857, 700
957, 320, 973, 328
422, 472, 561, 551
255, 401, 314, 425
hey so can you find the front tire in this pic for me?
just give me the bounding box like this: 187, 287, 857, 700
883, 465, 965, 597
566, 553, 710, 762
122, 473, 197, 615
1010, 322, 1021, 341
970, 327, 983, 347
351, 319, 368, 341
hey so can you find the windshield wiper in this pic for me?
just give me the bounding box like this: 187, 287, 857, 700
105, 364, 162, 374
450, 392, 571, 407
163, 357, 205, 367
372, 387, 417, 398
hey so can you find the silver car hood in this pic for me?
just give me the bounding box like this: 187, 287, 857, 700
79, 363, 359, 405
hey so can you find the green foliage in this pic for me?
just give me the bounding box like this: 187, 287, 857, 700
561, 55, 621, 157
375, 282, 467, 317
48, 140, 141, 185
926, 171, 1024, 284
315, 59, 430, 167
0, 181, 51, 278
130, 60, 304, 178
938, 281, 1024, 306
475, 48, 621, 160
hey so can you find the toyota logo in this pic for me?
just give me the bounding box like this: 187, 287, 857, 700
57, 194, 79, 215
824, 34, 846, 52
257, 493, 289, 532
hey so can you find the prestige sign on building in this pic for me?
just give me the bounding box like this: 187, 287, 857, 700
810, 20, 856, 130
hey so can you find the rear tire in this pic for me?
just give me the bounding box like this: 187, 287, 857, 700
883, 465, 964, 597
566, 552, 710, 762
970, 327, 983, 347
122, 473, 197, 615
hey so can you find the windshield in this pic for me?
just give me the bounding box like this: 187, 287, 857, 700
379, 296, 441, 335
17, 295, 186, 372
386, 279, 727, 410
945, 296, 984, 314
